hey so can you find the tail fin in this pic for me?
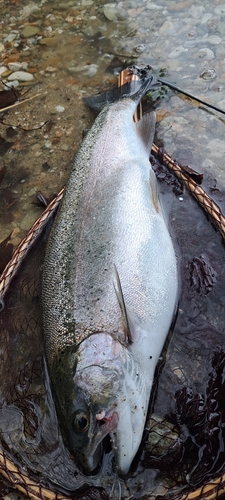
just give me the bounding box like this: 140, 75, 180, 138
84, 73, 161, 112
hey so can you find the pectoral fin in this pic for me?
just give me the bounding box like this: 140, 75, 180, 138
113, 266, 141, 344
149, 167, 160, 213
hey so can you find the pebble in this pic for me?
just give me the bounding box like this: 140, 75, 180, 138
207, 35, 222, 44
201, 13, 212, 23
39, 37, 59, 47
7, 71, 34, 82
55, 106, 65, 112
19, 1, 40, 19
4, 80, 20, 89
216, 98, 225, 110
197, 47, 215, 60
0, 43, 5, 52
135, 44, 146, 53
4, 32, 18, 42
159, 20, 176, 34
3, 493, 23, 500
82, 26, 95, 37
103, 3, 118, 21
61, 143, 69, 151
168, 45, 188, 58
214, 5, 225, 14
68, 63, 98, 77
0, 66, 7, 76
55, 2, 72, 10
11, 227, 20, 239
1, 69, 12, 77
45, 66, 57, 73
20, 25, 40, 38
207, 138, 225, 157
189, 4, 205, 18
146, 2, 163, 9
8, 62, 22, 71
199, 68, 216, 80
20, 212, 36, 231
83, 64, 98, 77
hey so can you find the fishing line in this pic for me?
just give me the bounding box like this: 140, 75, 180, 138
158, 77, 225, 116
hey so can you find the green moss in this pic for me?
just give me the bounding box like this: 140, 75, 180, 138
145, 85, 169, 101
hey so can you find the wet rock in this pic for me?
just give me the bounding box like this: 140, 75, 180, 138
216, 98, 225, 110
81, 0, 93, 5
0, 66, 7, 76
7, 71, 34, 82
201, 13, 212, 24
189, 4, 205, 18
68, 63, 98, 77
61, 143, 69, 151
20, 25, 40, 38
19, 1, 40, 20
5, 80, 20, 89
20, 212, 36, 231
135, 44, 146, 53
159, 20, 176, 34
0, 43, 5, 53
146, 2, 163, 9
4, 32, 18, 42
214, 5, 225, 15
207, 138, 225, 158
8, 62, 22, 71
168, 45, 188, 58
83, 26, 95, 37
45, 65, 57, 73
215, 45, 225, 57
55, 2, 74, 10
103, 3, 118, 21
55, 105, 65, 112
197, 47, 215, 60
199, 68, 216, 80
2, 70, 13, 77
207, 35, 222, 44
39, 37, 59, 47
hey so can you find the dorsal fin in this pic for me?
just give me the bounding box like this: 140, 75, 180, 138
135, 111, 156, 155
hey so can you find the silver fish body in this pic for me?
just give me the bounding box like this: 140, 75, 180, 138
42, 78, 178, 475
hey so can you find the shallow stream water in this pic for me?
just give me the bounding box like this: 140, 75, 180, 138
1, 1, 225, 499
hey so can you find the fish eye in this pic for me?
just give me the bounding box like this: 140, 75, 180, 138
73, 411, 89, 432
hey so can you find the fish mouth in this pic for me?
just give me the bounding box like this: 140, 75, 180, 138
85, 411, 118, 472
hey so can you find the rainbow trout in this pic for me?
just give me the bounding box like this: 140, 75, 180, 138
42, 72, 178, 475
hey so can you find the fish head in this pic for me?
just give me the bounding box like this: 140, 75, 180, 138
55, 333, 148, 475
70, 364, 120, 472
